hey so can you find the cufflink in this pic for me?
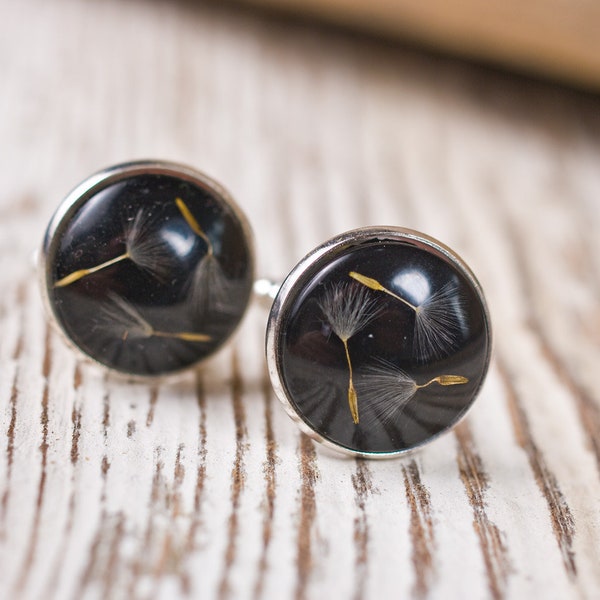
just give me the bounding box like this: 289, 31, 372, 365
40, 160, 254, 377
266, 227, 491, 457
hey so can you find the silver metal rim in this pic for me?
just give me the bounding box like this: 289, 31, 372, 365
39, 159, 255, 380
265, 226, 492, 459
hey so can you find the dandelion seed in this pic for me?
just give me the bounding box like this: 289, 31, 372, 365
357, 358, 468, 427
176, 197, 214, 255
97, 293, 211, 343
54, 207, 174, 287
54, 252, 131, 287
319, 282, 382, 341
319, 282, 383, 424
176, 197, 232, 313
413, 281, 465, 361
99, 293, 154, 339
349, 271, 464, 361
124, 208, 175, 281
187, 253, 233, 314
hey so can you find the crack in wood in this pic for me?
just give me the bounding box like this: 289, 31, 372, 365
193, 371, 209, 515
0, 368, 19, 539
75, 381, 115, 599
75, 510, 125, 600
146, 444, 188, 590
218, 350, 248, 600
173, 444, 185, 516
126, 447, 163, 597
0, 283, 26, 539
102, 390, 110, 442
46, 364, 85, 597
11, 283, 27, 358
252, 366, 279, 600
506, 223, 600, 477
455, 421, 512, 600
102, 512, 126, 599
498, 358, 577, 578
127, 419, 136, 439
73, 363, 82, 391
403, 459, 435, 599
351, 459, 375, 600
46, 477, 77, 597
76, 509, 108, 600
146, 385, 159, 428
181, 371, 209, 595
535, 330, 600, 475
13, 323, 52, 595
491, 215, 586, 579
71, 406, 83, 466
295, 434, 319, 600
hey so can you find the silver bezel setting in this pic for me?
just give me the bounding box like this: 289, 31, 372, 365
39, 159, 255, 379
265, 226, 492, 459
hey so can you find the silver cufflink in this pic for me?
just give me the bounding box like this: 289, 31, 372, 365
40, 160, 254, 377
266, 226, 491, 457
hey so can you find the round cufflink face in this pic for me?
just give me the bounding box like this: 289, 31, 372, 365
41, 161, 254, 376
266, 227, 491, 457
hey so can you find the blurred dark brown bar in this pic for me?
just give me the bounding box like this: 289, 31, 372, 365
240, 0, 600, 90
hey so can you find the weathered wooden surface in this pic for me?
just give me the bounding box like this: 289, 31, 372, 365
1, 1, 599, 599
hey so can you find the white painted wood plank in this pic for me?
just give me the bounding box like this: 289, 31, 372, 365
0, 1, 599, 599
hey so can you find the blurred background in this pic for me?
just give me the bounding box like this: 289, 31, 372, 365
3, 0, 599, 279
1, 1, 599, 599
239, 0, 600, 90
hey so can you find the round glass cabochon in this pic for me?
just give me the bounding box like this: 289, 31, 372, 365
270, 229, 491, 455
42, 162, 254, 376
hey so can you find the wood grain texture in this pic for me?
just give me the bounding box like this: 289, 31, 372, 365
1, 1, 600, 599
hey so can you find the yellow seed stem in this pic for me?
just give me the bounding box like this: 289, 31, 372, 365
153, 330, 211, 342
175, 197, 213, 255
349, 271, 416, 311
54, 252, 130, 287
343, 338, 360, 424
348, 271, 384, 291
417, 375, 469, 389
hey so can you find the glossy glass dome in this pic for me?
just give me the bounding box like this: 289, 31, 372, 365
268, 228, 491, 456
42, 162, 254, 376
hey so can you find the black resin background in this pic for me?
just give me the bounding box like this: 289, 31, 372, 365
46, 173, 253, 375
278, 239, 490, 454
